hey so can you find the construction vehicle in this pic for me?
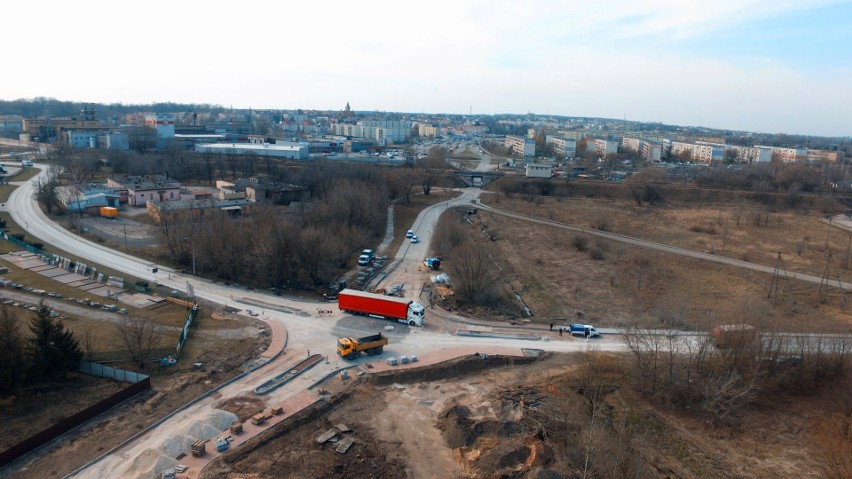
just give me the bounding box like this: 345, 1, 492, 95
424, 257, 441, 270
229, 422, 243, 435
337, 333, 388, 359
338, 289, 425, 327
215, 436, 231, 452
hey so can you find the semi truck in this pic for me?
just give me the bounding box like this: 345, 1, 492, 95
338, 289, 425, 327
337, 333, 388, 359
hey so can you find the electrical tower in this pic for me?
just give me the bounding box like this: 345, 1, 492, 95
818, 250, 845, 304
768, 252, 796, 305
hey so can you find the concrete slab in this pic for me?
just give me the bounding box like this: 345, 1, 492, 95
50, 269, 82, 285
30, 264, 54, 272
65, 278, 94, 287
40, 268, 70, 278
86, 286, 117, 297
13, 259, 44, 269
78, 282, 103, 291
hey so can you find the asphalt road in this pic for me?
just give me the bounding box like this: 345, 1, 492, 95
9, 162, 849, 477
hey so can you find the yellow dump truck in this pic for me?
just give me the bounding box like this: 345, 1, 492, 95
337, 333, 388, 360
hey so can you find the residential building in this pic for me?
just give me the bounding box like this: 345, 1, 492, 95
415, 123, 441, 138
546, 136, 576, 157
806, 149, 844, 163
586, 139, 617, 158
641, 141, 662, 162
757, 146, 807, 162
504, 135, 536, 157
671, 142, 725, 164
621, 137, 642, 153
330, 120, 410, 144
730, 145, 772, 163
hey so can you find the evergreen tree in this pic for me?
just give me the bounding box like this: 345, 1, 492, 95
0, 306, 25, 394
27, 301, 82, 380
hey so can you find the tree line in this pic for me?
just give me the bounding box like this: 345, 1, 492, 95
157, 162, 390, 290
0, 302, 82, 394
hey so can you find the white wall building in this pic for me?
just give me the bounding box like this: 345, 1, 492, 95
144, 114, 175, 138
194, 142, 309, 160
68, 130, 99, 148
525, 163, 553, 178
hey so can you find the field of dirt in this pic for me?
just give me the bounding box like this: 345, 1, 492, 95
472, 194, 852, 332
201, 353, 836, 479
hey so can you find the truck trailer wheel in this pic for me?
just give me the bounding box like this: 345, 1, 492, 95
409, 321, 416, 326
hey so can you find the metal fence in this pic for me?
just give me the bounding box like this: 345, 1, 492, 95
78, 361, 149, 384
2, 231, 48, 256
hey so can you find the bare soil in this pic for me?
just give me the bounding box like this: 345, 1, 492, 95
201, 353, 832, 479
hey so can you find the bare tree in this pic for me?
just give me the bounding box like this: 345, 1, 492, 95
81, 328, 96, 362
449, 242, 501, 304
114, 316, 163, 368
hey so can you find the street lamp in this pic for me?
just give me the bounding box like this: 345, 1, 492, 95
183, 237, 196, 275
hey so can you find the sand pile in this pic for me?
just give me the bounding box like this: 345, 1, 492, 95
159, 433, 196, 458
121, 448, 177, 479
183, 420, 221, 441
202, 409, 239, 430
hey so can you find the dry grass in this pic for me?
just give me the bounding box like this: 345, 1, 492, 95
472, 195, 852, 332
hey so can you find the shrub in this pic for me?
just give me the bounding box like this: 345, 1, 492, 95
572, 235, 589, 252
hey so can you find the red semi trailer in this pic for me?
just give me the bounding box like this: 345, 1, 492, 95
338, 289, 425, 327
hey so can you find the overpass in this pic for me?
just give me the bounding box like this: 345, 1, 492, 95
454, 171, 503, 187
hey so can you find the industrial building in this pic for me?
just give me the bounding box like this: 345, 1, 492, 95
194, 142, 310, 160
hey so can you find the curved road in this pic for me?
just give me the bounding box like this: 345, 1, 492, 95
6, 166, 624, 479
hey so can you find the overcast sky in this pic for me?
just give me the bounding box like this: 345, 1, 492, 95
5, 0, 851, 136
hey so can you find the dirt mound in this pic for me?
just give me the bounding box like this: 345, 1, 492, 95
216, 395, 266, 422
202, 409, 239, 430
158, 434, 195, 458
121, 448, 177, 479
182, 420, 222, 441
437, 403, 476, 448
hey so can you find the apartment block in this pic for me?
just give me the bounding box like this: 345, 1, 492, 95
546, 136, 576, 157
671, 141, 724, 164
586, 139, 617, 158
505, 135, 536, 157
757, 146, 807, 162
